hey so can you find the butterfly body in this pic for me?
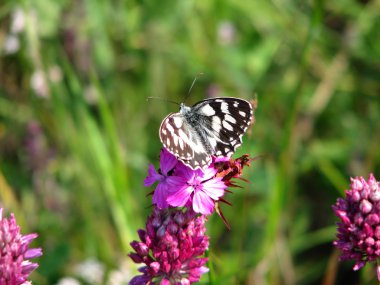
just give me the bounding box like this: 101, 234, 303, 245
160, 97, 254, 170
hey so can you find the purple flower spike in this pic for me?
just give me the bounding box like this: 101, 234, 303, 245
0, 208, 42, 285
333, 174, 380, 279
129, 207, 209, 284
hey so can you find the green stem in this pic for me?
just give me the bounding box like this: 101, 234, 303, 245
206, 250, 215, 284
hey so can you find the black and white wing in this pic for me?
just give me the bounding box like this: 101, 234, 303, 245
159, 113, 212, 169
159, 97, 254, 170
192, 97, 253, 157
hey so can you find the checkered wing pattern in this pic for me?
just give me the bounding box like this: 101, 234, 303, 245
159, 97, 254, 169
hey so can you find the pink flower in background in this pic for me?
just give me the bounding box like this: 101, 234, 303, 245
217, 21, 236, 45
0, 208, 42, 285
129, 208, 209, 285
333, 174, 380, 280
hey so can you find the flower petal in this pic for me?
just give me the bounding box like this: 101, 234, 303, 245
160, 148, 178, 175
144, 164, 161, 187
201, 167, 218, 180
201, 178, 226, 200
213, 155, 230, 163
174, 162, 196, 180
153, 183, 170, 209
193, 191, 215, 215
167, 185, 193, 207
165, 176, 188, 192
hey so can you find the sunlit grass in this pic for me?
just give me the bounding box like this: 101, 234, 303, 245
0, 0, 379, 284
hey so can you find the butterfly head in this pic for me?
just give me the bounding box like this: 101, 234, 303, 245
179, 103, 191, 115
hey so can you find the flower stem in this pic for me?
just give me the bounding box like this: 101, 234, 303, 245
206, 250, 215, 285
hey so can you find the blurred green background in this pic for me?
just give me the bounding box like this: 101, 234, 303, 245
1, 0, 380, 284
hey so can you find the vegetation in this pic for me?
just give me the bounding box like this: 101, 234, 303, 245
0, 0, 379, 284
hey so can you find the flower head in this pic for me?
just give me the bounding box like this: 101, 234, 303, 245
145, 149, 254, 216
0, 208, 42, 285
333, 174, 380, 279
129, 207, 209, 284
166, 163, 226, 215
145, 149, 228, 215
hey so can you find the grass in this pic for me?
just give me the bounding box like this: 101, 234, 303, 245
0, 0, 380, 284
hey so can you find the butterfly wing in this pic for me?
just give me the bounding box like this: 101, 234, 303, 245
159, 97, 254, 170
192, 97, 254, 157
159, 113, 212, 169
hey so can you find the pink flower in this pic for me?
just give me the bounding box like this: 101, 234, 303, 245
144, 149, 228, 215
333, 174, 380, 280
129, 208, 209, 284
144, 148, 180, 209
0, 208, 42, 285
167, 165, 226, 215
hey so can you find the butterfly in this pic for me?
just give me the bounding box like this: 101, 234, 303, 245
159, 97, 255, 170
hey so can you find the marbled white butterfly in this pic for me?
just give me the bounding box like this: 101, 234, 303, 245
159, 97, 254, 170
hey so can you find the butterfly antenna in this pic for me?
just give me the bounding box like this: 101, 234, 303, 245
184, 72, 204, 103
146, 96, 180, 106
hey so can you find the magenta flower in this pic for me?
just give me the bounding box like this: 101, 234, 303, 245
144, 148, 180, 209
0, 208, 42, 285
144, 149, 228, 215
333, 173, 380, 279
129, 207, 209, 284
167, 164, 226, 215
